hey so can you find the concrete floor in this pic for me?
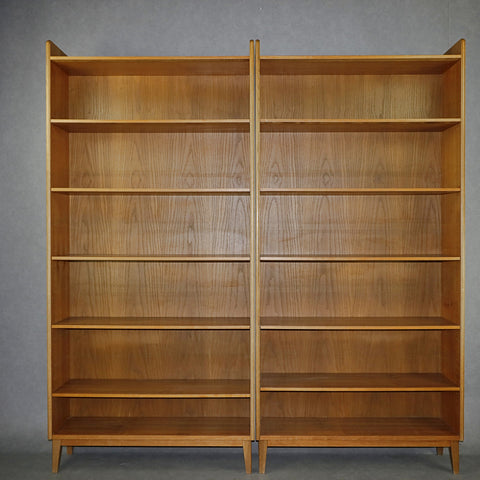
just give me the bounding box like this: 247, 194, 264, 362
1, 447, 479, 480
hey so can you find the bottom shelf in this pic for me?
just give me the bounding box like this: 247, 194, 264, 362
54, 416, 250, 441
261, 417, 457, 444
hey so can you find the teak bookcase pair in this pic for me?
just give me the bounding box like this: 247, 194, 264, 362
46, 39, 465, 474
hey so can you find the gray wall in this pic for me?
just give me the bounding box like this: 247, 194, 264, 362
0, 0, 478, 454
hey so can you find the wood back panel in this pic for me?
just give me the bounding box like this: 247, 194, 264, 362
260, 195, 458, 256
260, 392, 455, 418
58, 261, 249, 318
260, 262, 441, 317
69, 330, 249, 380
261, 74, 450, 119
65, 132, 249, 189
261, 330, 443, 374
51, 195, 249, 256
260, 132, 444, 188
68, 76, 249, 120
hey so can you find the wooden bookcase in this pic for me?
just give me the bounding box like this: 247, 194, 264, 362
255, 40, 465, 474
46, 40, 255, 473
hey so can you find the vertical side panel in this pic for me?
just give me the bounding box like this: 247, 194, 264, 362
255, 39, 261, 441
249, 39, 256, 441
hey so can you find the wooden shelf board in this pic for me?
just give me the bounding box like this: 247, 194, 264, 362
54, 417, 250, 440
260, 417, 457, 440
53, 379, 250, 398
260, 255, 460, 262
260, 119, 460, 133
261, 373, 459, 392
260, 188, 460, 195
52, 188, 250, 195
260, 316, 459, 330
53, 316, 251, 330
51, 119, 250, 133
260, 56, 461, 75
51, 56, 250, 76
52, 255, 250, 262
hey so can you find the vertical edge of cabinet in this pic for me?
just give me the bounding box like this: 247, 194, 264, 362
254, 39, 261, 442
46, 40, 68, 440
249, 39, 256, 441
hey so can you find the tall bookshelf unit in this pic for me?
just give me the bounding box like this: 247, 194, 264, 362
255, 39, 465, 474
46, 40, 255, 473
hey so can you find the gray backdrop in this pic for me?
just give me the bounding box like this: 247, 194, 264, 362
0, 0, 478, 458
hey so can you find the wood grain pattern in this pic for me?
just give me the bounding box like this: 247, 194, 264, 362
65, 132, 249, 189
261, 194, 455, 256
65, 397, 249, 419
69, 330, 249, 380
52, 57, 249, 76
68, 76, 248, 120
260, 392, 458, 419
52, 195, 249, 256
260, 262, 442, 317
260, 57, 460, 75
261, 373, 458, 391
55, 417, 250, 438
260, 316, 459, 330
53, 316, 250, 329
261, 330, 444, 374
261, 74, 448, 119
52, 119, 250, 133
260, 417, 457, 440
53, 379, 250, 398
260, 119, 459, 133
261, 132, 443, 188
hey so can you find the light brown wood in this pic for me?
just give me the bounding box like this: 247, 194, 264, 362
256, 40, 464, 475
261, 373, 458, 392
52, 119, 250, 133
260, 316, 459, 330
259, 440, 268, 474
436, 447, 444, 455
66, 446, 73, 455
450, 441, 460, 473
260, 119, 460, 132
52, 439, 62, 473
52, 56, 249, 75
48, 41, 255, 471
243, 440, 252, 473
260, 56, 460, 75
52, 316, 250, 329
53, 379, 250, 398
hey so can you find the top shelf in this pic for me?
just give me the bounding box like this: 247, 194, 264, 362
51, 56, 250, 76
260, 56, 461, 75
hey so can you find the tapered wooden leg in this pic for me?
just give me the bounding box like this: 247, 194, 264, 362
259, 440, 268, 474
436, 447, 444, 456
243, 440, 252, 474
52, 440, 62, 473
66, 446, 74, 455
449, 441, 459, 474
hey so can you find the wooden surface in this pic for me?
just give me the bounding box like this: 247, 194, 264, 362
51, 57, 249, 75
260, 131, 449, 189
53, 379, 250, 398
261, 373, 458, 391
260, 417, 457, 441
67, 330, 249, 380
260, 255, 459, 261
51, 119, 250, 133
65, 132, 249, 189
260, 316, 459, 330
52, 255, 250, 261
260, 56, 460, 75
54, 417, 250, 439
52, 188, 250, 195
52, 194, 249, 256
53, 316, 250, 329
260, 119, 460, 132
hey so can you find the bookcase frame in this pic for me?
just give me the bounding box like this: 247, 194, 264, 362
255, 39, 465, 475
46, 40, 256, 473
